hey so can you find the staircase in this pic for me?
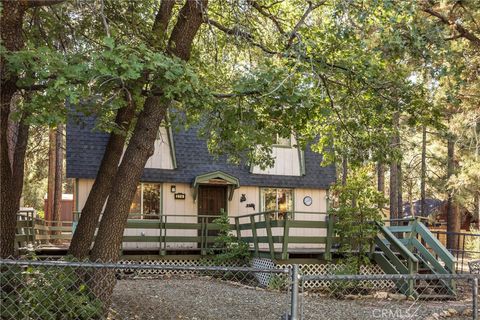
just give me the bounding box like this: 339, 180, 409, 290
372, 218, 456, 299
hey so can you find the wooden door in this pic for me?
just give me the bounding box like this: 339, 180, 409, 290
198, 185, 227, 240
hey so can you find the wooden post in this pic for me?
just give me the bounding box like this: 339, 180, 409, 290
264, 213, 275, 260
325, 214, 334, 261
281, 213, 290, 260
159, 214, 166, 256
235, 217, 241, 241
250, 215, 259, 256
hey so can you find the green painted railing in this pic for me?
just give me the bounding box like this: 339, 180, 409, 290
16, 211, 332, 259
374, 218, 457, 297
235, 211, 332, 260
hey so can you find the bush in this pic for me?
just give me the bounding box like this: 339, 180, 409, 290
1, 263, 103, 319
329, 166, 387, 273
209, 212, 251, 264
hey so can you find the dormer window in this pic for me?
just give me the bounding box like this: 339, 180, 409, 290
275, 134, 291, 147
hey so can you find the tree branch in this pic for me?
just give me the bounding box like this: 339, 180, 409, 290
247, 0, 285, 34
422, 6, 480, 47
286, 1, 326, 49
25, 0, 66, 8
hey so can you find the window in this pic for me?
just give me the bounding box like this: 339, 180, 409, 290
129, 183, 161, 219
260, 188, 293, 219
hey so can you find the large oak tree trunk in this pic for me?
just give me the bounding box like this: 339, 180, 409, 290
68, 104, 135, 259
0, 2, 26, 258
87, 0, 207, 303
69, 0, 176, 260
446, 134, 460, 250
0, 0, 65, 257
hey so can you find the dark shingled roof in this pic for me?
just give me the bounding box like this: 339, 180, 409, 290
66, 116, 336, 188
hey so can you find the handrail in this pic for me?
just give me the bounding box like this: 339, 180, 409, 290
413, 220, 456, 273
376, 221, 419, 264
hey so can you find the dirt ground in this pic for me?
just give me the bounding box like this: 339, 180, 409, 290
111, 278, 475, 320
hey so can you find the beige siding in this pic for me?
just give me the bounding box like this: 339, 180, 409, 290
145, 127, 174, 169
251, 147, 301, 176
290, 188, 327, 249
75, 178, 329, 251
228, 186, 259, 216
119, 127, 174, 170
77, 179, 95, 211
251, 136, 301, 176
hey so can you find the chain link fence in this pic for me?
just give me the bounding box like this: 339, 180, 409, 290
297, 273, 479, 320
1, 258, 479, 320
0, 259, 292, 319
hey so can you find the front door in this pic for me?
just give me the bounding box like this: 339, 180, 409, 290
197, 185, 227, 244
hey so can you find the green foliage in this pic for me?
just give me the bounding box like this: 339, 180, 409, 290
1, 264, 103, 319
330, 166, 387, 273
267, 274, 288, 291
209, 212, 250, 264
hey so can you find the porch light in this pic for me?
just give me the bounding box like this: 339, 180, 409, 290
170, 185, 176, 193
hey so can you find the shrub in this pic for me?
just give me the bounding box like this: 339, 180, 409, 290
329, 166, 387, 273
210, 211, 251, 264
1, 263, 103, 319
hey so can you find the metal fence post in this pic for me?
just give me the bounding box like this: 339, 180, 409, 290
473, 277, 478, 320
290, 264, 299, 320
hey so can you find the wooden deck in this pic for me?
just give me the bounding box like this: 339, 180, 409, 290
15, 210, 335, 260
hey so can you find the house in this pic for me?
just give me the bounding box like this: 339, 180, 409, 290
403, 199, 476, 231
66, 115, 336, 258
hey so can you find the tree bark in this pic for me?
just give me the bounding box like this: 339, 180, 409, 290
377, 162, 385, 195
47, 128, 56, 221
68, 104, 135, 259
389, 112, 401, 225
0, 0, 64, 257
420, 125, 427, 216
69, 0, 178, 260
52, 125, 63, 242
341, 154, 347, 186
397, 162, 403, 218
446, 133, 460, 250
87, 0, 208, 304
0, 2, 26, 258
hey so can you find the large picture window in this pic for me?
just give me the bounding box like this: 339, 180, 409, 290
260, 188, 293, 219
129, 183, 161, 219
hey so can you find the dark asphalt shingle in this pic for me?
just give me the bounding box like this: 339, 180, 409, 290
66, 116, 336, 188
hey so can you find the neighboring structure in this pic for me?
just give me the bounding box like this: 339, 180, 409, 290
66, 116, 336, 254
403, 199, 476, 231
43, 194, 74, 222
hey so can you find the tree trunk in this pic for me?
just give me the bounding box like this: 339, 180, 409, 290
0, 0, 25, 259
47, 128, 56, 222
377, 162, 385, 195
475, 120, 480, 228
0, 1, 64, 257
420, 125, 427, 216
52, 125, 63, 242
0, 107, 30, 258
446, 134, 460, 250
68, 1, 177, 260
68, 104, 135, 259
341, 154, 347, 186
87, 0, 207, 304
397, 163, 403, 218
389, 112, 400, 225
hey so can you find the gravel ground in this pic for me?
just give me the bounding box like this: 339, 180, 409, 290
111, 278, 474, 320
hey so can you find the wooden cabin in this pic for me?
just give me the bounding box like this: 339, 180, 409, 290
66, 116, 336, 259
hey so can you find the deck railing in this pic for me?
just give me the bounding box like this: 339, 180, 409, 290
16, 210, 332, 259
